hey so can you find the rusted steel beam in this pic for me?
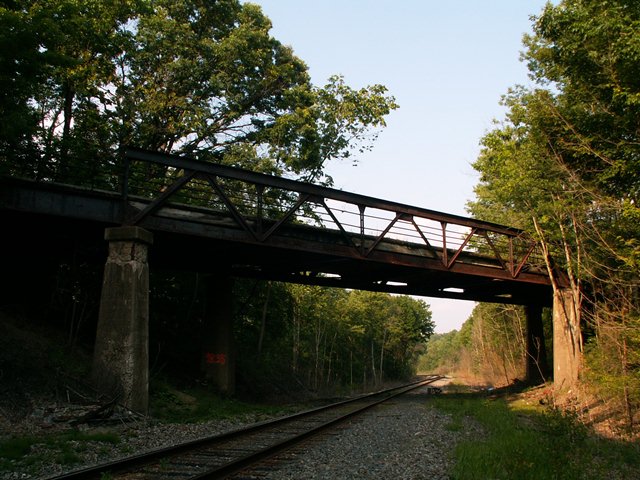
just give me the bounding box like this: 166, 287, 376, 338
441, 222, 448, 267
513, 242, 537, 278
126, 170, 196, 225
409, 216, 440, 259
125, 148, 525, 237
1, 177, 556, 303
260, 193, 310, 242
446, 227, 477, 269
204, 174, 260, 241
123, 149, 544, 282
320, 199, 358, 249
2, 147, 556, 302
480, 230, 509, 273
365, 212, 401, 257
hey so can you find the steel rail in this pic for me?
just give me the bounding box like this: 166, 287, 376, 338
192, 376, 444, 480
48, 376, 443, 480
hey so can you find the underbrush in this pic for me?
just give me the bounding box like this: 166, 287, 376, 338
149, 380, 295, 423
432, 391, 640, 479
0, 385, 297, 476
0, 431, 120, 475
0, 312, 299, 476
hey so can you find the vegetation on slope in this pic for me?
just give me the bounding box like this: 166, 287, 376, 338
461, 0, 640, 430
433, 388, 640, 480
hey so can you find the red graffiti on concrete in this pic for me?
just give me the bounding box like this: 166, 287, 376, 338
205, 352, 227, 365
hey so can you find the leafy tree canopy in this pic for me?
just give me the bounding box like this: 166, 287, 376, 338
469, 0, 640, 273
523, 0, 640, 199
0, 0, 398, 183
468, 0, 640, 420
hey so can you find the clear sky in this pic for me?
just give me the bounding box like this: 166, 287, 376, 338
251, 0, 550, 333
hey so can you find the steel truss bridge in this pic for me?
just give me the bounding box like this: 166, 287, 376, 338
1, 148, 553, 305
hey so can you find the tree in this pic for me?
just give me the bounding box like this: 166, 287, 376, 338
0, 4, 43, 161
0, 0, 397, 184
0, 0, 143, 175
523, 0, 640, 199
420, 304, 534, 385
469, 0, 640, 425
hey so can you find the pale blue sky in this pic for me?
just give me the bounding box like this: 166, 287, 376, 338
252, 0, 550, 332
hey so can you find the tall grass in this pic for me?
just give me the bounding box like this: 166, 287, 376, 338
432, 394, 640, 480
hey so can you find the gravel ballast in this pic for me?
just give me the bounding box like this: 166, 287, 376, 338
236, 385, 482, 479
2, 383, 482, 479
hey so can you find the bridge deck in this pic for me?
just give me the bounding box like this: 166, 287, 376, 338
0, 149, 553, 305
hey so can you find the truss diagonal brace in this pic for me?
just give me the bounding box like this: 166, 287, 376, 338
409, 216, 440, 259
320, 199, 358, 249
126, 169, 197, 226
513, 241, 537, 278
446, 227, 477, 269
205, 174, 259, 241
481, 230, 509, 272
260, 193, 310, 242
365, 212, 401, 257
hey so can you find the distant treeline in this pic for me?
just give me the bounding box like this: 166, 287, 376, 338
152, 273, 434, 395
420, 304, 552, 386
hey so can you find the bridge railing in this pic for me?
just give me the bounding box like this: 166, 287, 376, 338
0, 148, 546, 278
0, 151, 124, 193
122, 149, 546, 279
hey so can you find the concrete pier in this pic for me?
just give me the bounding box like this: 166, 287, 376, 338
91, 226, 153, 413
553, 288, 581, 389
201, 275, 235, 394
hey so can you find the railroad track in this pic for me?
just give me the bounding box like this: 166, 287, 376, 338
50, 375, 443, 480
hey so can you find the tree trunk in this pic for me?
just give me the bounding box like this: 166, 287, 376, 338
350, 350, 353, 391
370, 340, 377, 386
379, 329, 387, 384
257, 282, 271, 358
59, 81, 75, 179
533, 217, 582, 389
313, 320, 324, 390
621, 331, 634, 430
292, 304, 300, 374
326, 332, 337, 386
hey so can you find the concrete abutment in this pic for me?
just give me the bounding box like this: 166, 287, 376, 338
525, 289, 581, 389
91, 227, 237, 412
201, 275, 235, 395
92, 226, 152, 413
552, 287, 581, 389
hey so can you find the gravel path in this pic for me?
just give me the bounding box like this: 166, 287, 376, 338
234, 384, 483, 479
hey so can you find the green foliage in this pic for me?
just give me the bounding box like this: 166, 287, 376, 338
145, 274, 433, 397
234, 282, 434, 392
0, 436, 36, 461
418, 331, 461, 373
283, 75, 399, 181
469, 0, 640, 425
149, 380, 286, 423
420, 304, 548, 385
524, 0, 640, 198
0, 0, 397, 184
432, 394, 640, 479
583, 311, 640, 431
